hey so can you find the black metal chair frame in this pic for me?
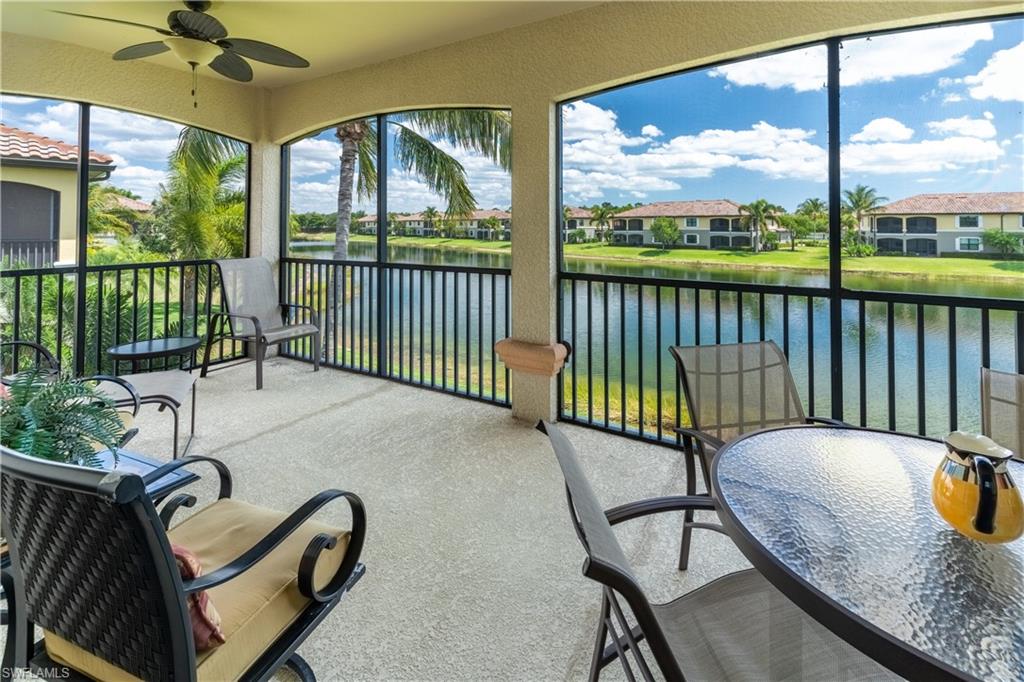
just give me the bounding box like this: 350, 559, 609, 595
200, 261, 320, 391
669, 341, 845, 571
1, 448, 366, 682
538, 422, 729, 682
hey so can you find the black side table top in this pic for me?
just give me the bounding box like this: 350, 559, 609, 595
93, 448, 199, 500
107, 336, 201, 361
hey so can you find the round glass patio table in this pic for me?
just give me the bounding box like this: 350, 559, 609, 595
711, 425, 1023, 682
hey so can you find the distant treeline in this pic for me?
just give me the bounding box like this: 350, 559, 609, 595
293, 210, 367, 232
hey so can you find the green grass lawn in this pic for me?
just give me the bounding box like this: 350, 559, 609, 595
293, 232, 1024, 281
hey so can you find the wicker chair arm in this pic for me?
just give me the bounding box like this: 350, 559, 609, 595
77, 375, 142, 416
605, 495, 715, 526
142, 455, 233, 500
210, 311, 262, 340
280, 303, 320, 329
672, 427, 725, 452
805, 416, 850, 426
1, 340, 59, 373
181, 488, 365, 598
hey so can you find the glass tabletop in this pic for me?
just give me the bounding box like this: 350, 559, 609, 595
713, 426, 1023, 681
106, 336, 201, 359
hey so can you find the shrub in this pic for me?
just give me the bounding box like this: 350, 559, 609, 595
981, 228, 1022, 257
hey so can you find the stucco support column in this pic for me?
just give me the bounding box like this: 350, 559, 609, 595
509, 100, 558, 422
248, 139, 281, 269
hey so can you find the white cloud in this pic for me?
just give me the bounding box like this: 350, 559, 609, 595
843, 136, 1003, 174
104, 137, 179, 165
983, 111, 994, 120
289, 137, 341, 178
107, 165, 168, 202
926, 115, 997, 139
709, 24, 992, 92
964, 42, 1024, 102
916, 178, 938, 183
942, 93, 964, 103
641, 124, 663, 137
850, 118, 914, 142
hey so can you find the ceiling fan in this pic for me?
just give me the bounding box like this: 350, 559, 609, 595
54, 1, 310, 105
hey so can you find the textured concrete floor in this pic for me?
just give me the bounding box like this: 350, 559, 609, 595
17, 358, 752, 681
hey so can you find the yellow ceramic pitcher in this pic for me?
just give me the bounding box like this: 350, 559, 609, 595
932, 432, 1023, 543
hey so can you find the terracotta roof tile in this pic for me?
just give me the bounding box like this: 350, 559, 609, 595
115, 195, 152, 212
876, 192, 1024, 214
0, 124, 113, 165
615, 200, 744, 218
565, 206, 592, 219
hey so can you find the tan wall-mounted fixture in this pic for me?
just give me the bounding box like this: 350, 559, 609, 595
495, 339, 570, 377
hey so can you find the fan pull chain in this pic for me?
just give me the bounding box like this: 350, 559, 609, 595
190, 62, 198, 108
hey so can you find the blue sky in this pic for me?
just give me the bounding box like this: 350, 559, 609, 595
2, 18, 1020, 215
563, 18, 1023, 211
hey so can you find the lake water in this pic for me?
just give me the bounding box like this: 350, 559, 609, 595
290, 241, 1021, 438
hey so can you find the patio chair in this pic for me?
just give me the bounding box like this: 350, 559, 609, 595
669, 341, 843, 569
981, 367, 1024, 462
0, 446, 366, 681
538, 421, 892, 682
1, 340, 59, 384
2, 340, 193, 459
202, 257, 320, 390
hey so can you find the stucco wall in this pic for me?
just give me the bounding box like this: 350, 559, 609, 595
1, 165, 79, 262
0, 32, 264, 142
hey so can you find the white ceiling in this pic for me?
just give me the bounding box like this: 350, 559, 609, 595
1, 1, 596, 87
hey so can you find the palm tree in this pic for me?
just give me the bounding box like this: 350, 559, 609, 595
422, 206, 440, 235
157, 127, 247, 330
589, 204, 615, 242
739, 199, 785, 252
86, 185, 139, 243
332, 110, 511, 260
842, 184, 888, 238
796, 198, 827, 220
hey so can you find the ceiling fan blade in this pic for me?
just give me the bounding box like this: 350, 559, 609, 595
218, 38, 309, 68
168, 10, 227, 40
52, 11, 173, 36
113, 41, 171, 61
209, 51, 253, 82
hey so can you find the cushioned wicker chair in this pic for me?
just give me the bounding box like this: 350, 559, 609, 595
202, 257, 320, 390
981, 367, 1024, 461
538, 421, 893, 682
669, 341, 843, 570
0, 447, 365, 681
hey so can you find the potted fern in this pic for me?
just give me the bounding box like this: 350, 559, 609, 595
1, 370, 128, 467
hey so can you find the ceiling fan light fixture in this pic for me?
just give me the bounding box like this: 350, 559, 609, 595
163, 36, 221, 66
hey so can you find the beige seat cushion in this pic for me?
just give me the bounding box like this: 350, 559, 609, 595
45, 498, 350, 681
96, 370, 197, 408
261, 323, 318, 345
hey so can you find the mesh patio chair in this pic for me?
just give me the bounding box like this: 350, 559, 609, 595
669, 341, 843, 569
0, 446, 366, 681
981, 367, 1024, 462
538, 421, 894, 682
202, 257, 320, 390
2, 340, 192, 459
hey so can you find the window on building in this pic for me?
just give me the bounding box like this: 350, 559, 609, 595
709, 218, 730, 231
684, 217, 697, 228
876, 217, 903, 233
627, 219, 643, 231
957, 237, 981, 252
684, 233, 699, 245
957, 214, 981, 229
905, 217, 937, 234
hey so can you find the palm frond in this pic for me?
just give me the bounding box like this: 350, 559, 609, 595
356, 126, 378, 202
173, 126, 246, 176
392, 122, 475, 217
400, 109, 511, 171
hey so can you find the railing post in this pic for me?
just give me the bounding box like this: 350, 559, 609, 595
827, 39, 844, 421
376, 113, 389, 378
73, 103, 91, 376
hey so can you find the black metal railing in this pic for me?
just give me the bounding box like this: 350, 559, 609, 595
1, 260, 245, 376
280, 257, 511, 405
2, 240, 60, 269
558, 271, 1024, 441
